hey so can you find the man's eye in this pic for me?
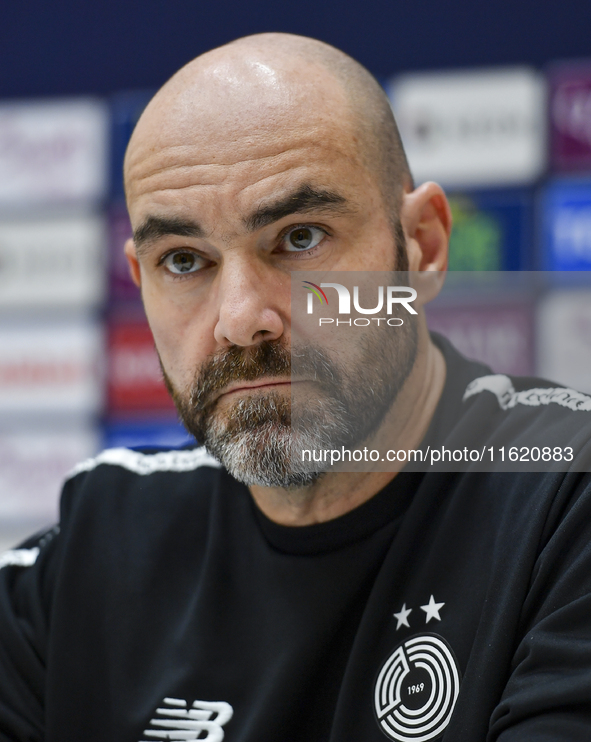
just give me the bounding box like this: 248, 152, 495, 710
163, 251, 205, 274
282, 226, 325, 252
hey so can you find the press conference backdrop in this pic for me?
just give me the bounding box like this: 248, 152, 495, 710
3, 46, 591, 549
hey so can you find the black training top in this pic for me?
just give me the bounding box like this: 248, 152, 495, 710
2, 336, 591, 742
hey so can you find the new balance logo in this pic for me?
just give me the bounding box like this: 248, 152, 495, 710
141, 697, 233, 741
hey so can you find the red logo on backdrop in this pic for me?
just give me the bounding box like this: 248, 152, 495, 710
107, 320, 176, 413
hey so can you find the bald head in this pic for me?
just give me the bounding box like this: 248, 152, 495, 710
125, 33, 412, 221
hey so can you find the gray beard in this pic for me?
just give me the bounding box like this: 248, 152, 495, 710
163, 321, 418, 489
203, 392, 350, 488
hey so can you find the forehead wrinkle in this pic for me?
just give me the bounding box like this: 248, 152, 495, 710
128, 142, 364, 208
125, 106, 358, 201
127, 149, 309, 201
128, 141, 302, 177
127, 135, 341, 184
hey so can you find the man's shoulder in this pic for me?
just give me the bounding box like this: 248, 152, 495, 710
461, 372, 591, 436
437, 331, 591, 429
69, 445, 222, 481
61, 445, 227, 521
463, 373, 591, 416
456, 371, 591, 469
433, 335, 591, 470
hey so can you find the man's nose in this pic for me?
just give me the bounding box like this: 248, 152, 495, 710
213, 260, 287, 348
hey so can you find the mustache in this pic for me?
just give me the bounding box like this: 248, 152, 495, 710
189, 340, 342, 413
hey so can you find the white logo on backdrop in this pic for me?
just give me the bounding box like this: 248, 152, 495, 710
389, 68, 545, 188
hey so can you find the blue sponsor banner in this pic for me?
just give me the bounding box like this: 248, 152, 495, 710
446, 189, 533, 271
103, 418, 195, 451
542, 179, 591, 272
110, 90, 154, 201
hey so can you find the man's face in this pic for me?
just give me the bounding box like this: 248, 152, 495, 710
124, 60, 416, 486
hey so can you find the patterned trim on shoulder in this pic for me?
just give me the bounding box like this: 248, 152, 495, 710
0, 525, 60, 571
0, 548, 39, 570
463, 374, 591, 412
67, 446, 221, 479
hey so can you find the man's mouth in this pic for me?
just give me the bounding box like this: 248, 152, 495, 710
217, 379, 292, 400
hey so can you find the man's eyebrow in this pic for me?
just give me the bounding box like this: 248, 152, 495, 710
244, 184, 351, 232
133, 216, 205, 256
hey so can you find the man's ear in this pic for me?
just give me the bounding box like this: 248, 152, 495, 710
124, 238, 141, 288
401, 182, 452, 273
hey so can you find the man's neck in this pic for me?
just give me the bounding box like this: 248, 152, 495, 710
249, 328, 446, 526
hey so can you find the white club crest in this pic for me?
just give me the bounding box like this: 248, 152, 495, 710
141, 697, 233, 741
374, 634, 460, 742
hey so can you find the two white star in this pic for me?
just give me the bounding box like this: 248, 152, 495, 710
393, 595, 445, 629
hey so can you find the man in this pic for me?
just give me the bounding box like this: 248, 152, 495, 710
1, 33, 591, 742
